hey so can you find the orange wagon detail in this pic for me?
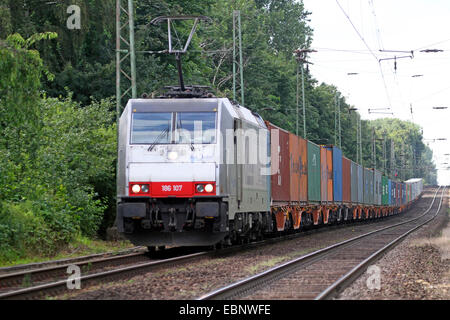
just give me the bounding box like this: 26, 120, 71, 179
291, 206, 302, 229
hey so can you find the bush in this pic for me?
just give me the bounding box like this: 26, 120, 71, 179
0, 95, 116, 263
0, 35, 116, 263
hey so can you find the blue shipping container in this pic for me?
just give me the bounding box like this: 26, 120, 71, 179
327, 146, 343, 202
357, 165, 364, 203
350, 161, 358, 203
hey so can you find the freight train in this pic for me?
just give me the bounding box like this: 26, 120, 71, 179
116, 94, 423, 249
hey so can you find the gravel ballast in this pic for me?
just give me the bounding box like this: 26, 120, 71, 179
337, 190, 449, 300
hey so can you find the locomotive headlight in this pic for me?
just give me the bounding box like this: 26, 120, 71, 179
168, 151, 178, 160
131, 184, 141, 193
141, 184, 149, 193
196, 184, 204, 193
204, 184, 214, 193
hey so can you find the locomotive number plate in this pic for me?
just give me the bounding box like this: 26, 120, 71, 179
151, 182, 194, 197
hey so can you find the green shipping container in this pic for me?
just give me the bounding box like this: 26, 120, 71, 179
307, 141, 321, 202
382, 176, 389, 205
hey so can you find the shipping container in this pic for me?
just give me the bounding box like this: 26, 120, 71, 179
402, 183, 408, 204
299, 137, 308, 202
394, 181, 398, 206
326, 146, 343, 202
350, 160, 359, 203
307, 141, 321, 202
406, 184, 409, 203
363, 168, 374, 205
357, 164, 364, 204
289, 133, 300, 202
268, 122, 290, 202
406, 178, 423, 201
374, 170, 382, 205
382, 176, 389, 205
391, 181, 395, 206
327, 149, 333, 202
320, 147, 328, 203
342, 157, 351, 203
387, 179, 392, 206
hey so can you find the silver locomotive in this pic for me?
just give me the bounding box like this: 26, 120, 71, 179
116, 97, 272, 247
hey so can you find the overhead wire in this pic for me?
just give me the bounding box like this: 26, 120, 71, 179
335, 0, 393, 112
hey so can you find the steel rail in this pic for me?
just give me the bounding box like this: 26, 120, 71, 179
315, 186, 447, 300
0, 250, 148, 290
0, 246, 146, 275
197, 187, 442, 300
0, 251, 209, 300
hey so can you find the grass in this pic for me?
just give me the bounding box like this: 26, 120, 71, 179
0, 235, 134, 267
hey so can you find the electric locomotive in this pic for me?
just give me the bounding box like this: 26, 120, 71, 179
116, 90, 272, 247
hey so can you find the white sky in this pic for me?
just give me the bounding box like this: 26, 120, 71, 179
302, 0, 450, 185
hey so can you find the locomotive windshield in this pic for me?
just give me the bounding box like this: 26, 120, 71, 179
131, 111, 216, 145
131, 112, 172, 144
175, 112, 216, 144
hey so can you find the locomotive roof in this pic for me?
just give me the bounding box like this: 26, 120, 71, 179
126, 98, 220, 112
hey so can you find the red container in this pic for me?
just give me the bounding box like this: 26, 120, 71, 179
342, 156, 351, 203
289, 133, 300, 202
299, 136, 308, 202
268, 122, 290, 202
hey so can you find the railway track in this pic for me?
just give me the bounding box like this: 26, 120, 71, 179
0, 250, 152, 294
198, 187, 446, 300
0, 249, 209, 300
0, 189, 436, 300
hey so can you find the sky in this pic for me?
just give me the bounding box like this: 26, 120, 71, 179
302, 0, 450, 185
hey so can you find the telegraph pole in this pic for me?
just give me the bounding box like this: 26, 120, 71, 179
301, 62, 306, 138
116, 0, 137, 206
334, 93, 342, 147
401, 143, 405, 180
338, 98, 342, 148
294, 48, 316, 138
390, 140, 395, 179
116, 0, 137, 115
356, 114, 359, 163
359, 117, 363, 166
335, 93, 337, 145
372, 128, 376, 169
233, 10, 244, 106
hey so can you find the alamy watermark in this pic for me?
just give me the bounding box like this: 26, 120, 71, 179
366, 265, 381, 290
67, 5, 81, 30
66, 265, 81, 289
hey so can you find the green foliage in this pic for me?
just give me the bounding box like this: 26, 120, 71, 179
0, 35, 116, 262
370, 118, 437, 184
